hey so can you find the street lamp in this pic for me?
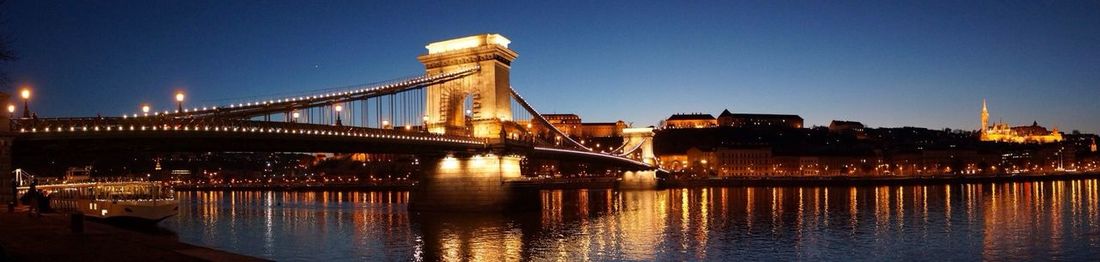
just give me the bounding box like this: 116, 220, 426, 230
333, 104, 343, 126
382, 120, 390, 129
6, 104, 14, 118
175, 92, 185, 113
20, 87, 31, 118
422, 115, 429, 132
141, 104, 151, 116
291, 111, 300, 123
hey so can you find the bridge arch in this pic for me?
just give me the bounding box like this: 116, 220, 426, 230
419, 34, 517, 138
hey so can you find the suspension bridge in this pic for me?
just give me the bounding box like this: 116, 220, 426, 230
0, 34, 657, 211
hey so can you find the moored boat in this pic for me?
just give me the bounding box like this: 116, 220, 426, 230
19, 181, 178, 222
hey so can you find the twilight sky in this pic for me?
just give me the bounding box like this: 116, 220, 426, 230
4, 1, 1099, 132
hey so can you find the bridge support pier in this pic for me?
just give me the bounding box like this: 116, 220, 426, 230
619, 170, 658, 190
409, 154, 534, 212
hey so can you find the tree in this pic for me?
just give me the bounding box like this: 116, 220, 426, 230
0, 0, 15, 86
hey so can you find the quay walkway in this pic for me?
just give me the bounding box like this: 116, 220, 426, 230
0, 207, 266, 262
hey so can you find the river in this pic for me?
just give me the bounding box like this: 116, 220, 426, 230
160, 179, 1100, 261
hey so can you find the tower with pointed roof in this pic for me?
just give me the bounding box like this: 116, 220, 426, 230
980, 99, 989, 139
981, 100, 989, 129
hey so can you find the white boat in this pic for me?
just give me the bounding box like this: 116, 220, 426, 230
20, 181, 179, 222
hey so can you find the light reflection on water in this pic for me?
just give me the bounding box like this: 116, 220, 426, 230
162, 179, 1100, 261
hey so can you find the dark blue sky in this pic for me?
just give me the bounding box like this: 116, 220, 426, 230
4, 1, 1099, 132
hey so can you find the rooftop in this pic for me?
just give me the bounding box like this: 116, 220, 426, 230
667, 113, 716, 121
721, 113, 802, 120
830, 120, 864, 126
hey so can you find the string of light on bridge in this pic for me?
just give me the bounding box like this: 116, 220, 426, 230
15, 121, 484, 145
129, 66, 480, 118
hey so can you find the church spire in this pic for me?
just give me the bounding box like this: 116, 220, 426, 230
980, 99, 989, 132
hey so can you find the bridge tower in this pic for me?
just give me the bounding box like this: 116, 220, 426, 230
622, 127, 656, 165
411, 34, 529, 212
620, 127, 657, 189
419, 34, 517, 138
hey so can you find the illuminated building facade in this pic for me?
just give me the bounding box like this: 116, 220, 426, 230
979, 100, 1063, 143
715, 147, 772, 176
663, 113, 717, 129
717, 109, 803, 129
581, 122, 627, 137
542, 113, 627, 139
543, 114, 582, 137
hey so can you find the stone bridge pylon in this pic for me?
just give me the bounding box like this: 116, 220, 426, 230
411, 34, 526, 212
419, 34, 517, 139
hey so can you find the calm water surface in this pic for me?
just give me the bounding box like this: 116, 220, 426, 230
161, 179, 1100, 261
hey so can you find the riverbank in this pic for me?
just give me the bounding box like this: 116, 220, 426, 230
659, 172, 1100, 188
0, 208, 267, 261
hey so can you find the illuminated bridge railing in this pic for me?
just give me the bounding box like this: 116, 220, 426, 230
11, 118, 485, 145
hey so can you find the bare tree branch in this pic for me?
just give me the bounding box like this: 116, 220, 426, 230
0, 0, 16, 86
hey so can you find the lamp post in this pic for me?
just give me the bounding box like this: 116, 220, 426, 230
422, 115, 429, 132
20, 87, 31, 118
175, 92, 186, 113
6, 104, 14, 119
291, 111, 300, 123
141, 104, 151, 116
334, 105, 343, 126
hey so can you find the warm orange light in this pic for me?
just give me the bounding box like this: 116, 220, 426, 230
425, 34, 510, 54
141, 104, 151, 113
292, 112, 300, 119
440, 155, 460, 170
334, 105, 343, 112
382, 120, 390, 126
6, 104, 14, 113
175, 92, 185, 102
20, 88, 30, 99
